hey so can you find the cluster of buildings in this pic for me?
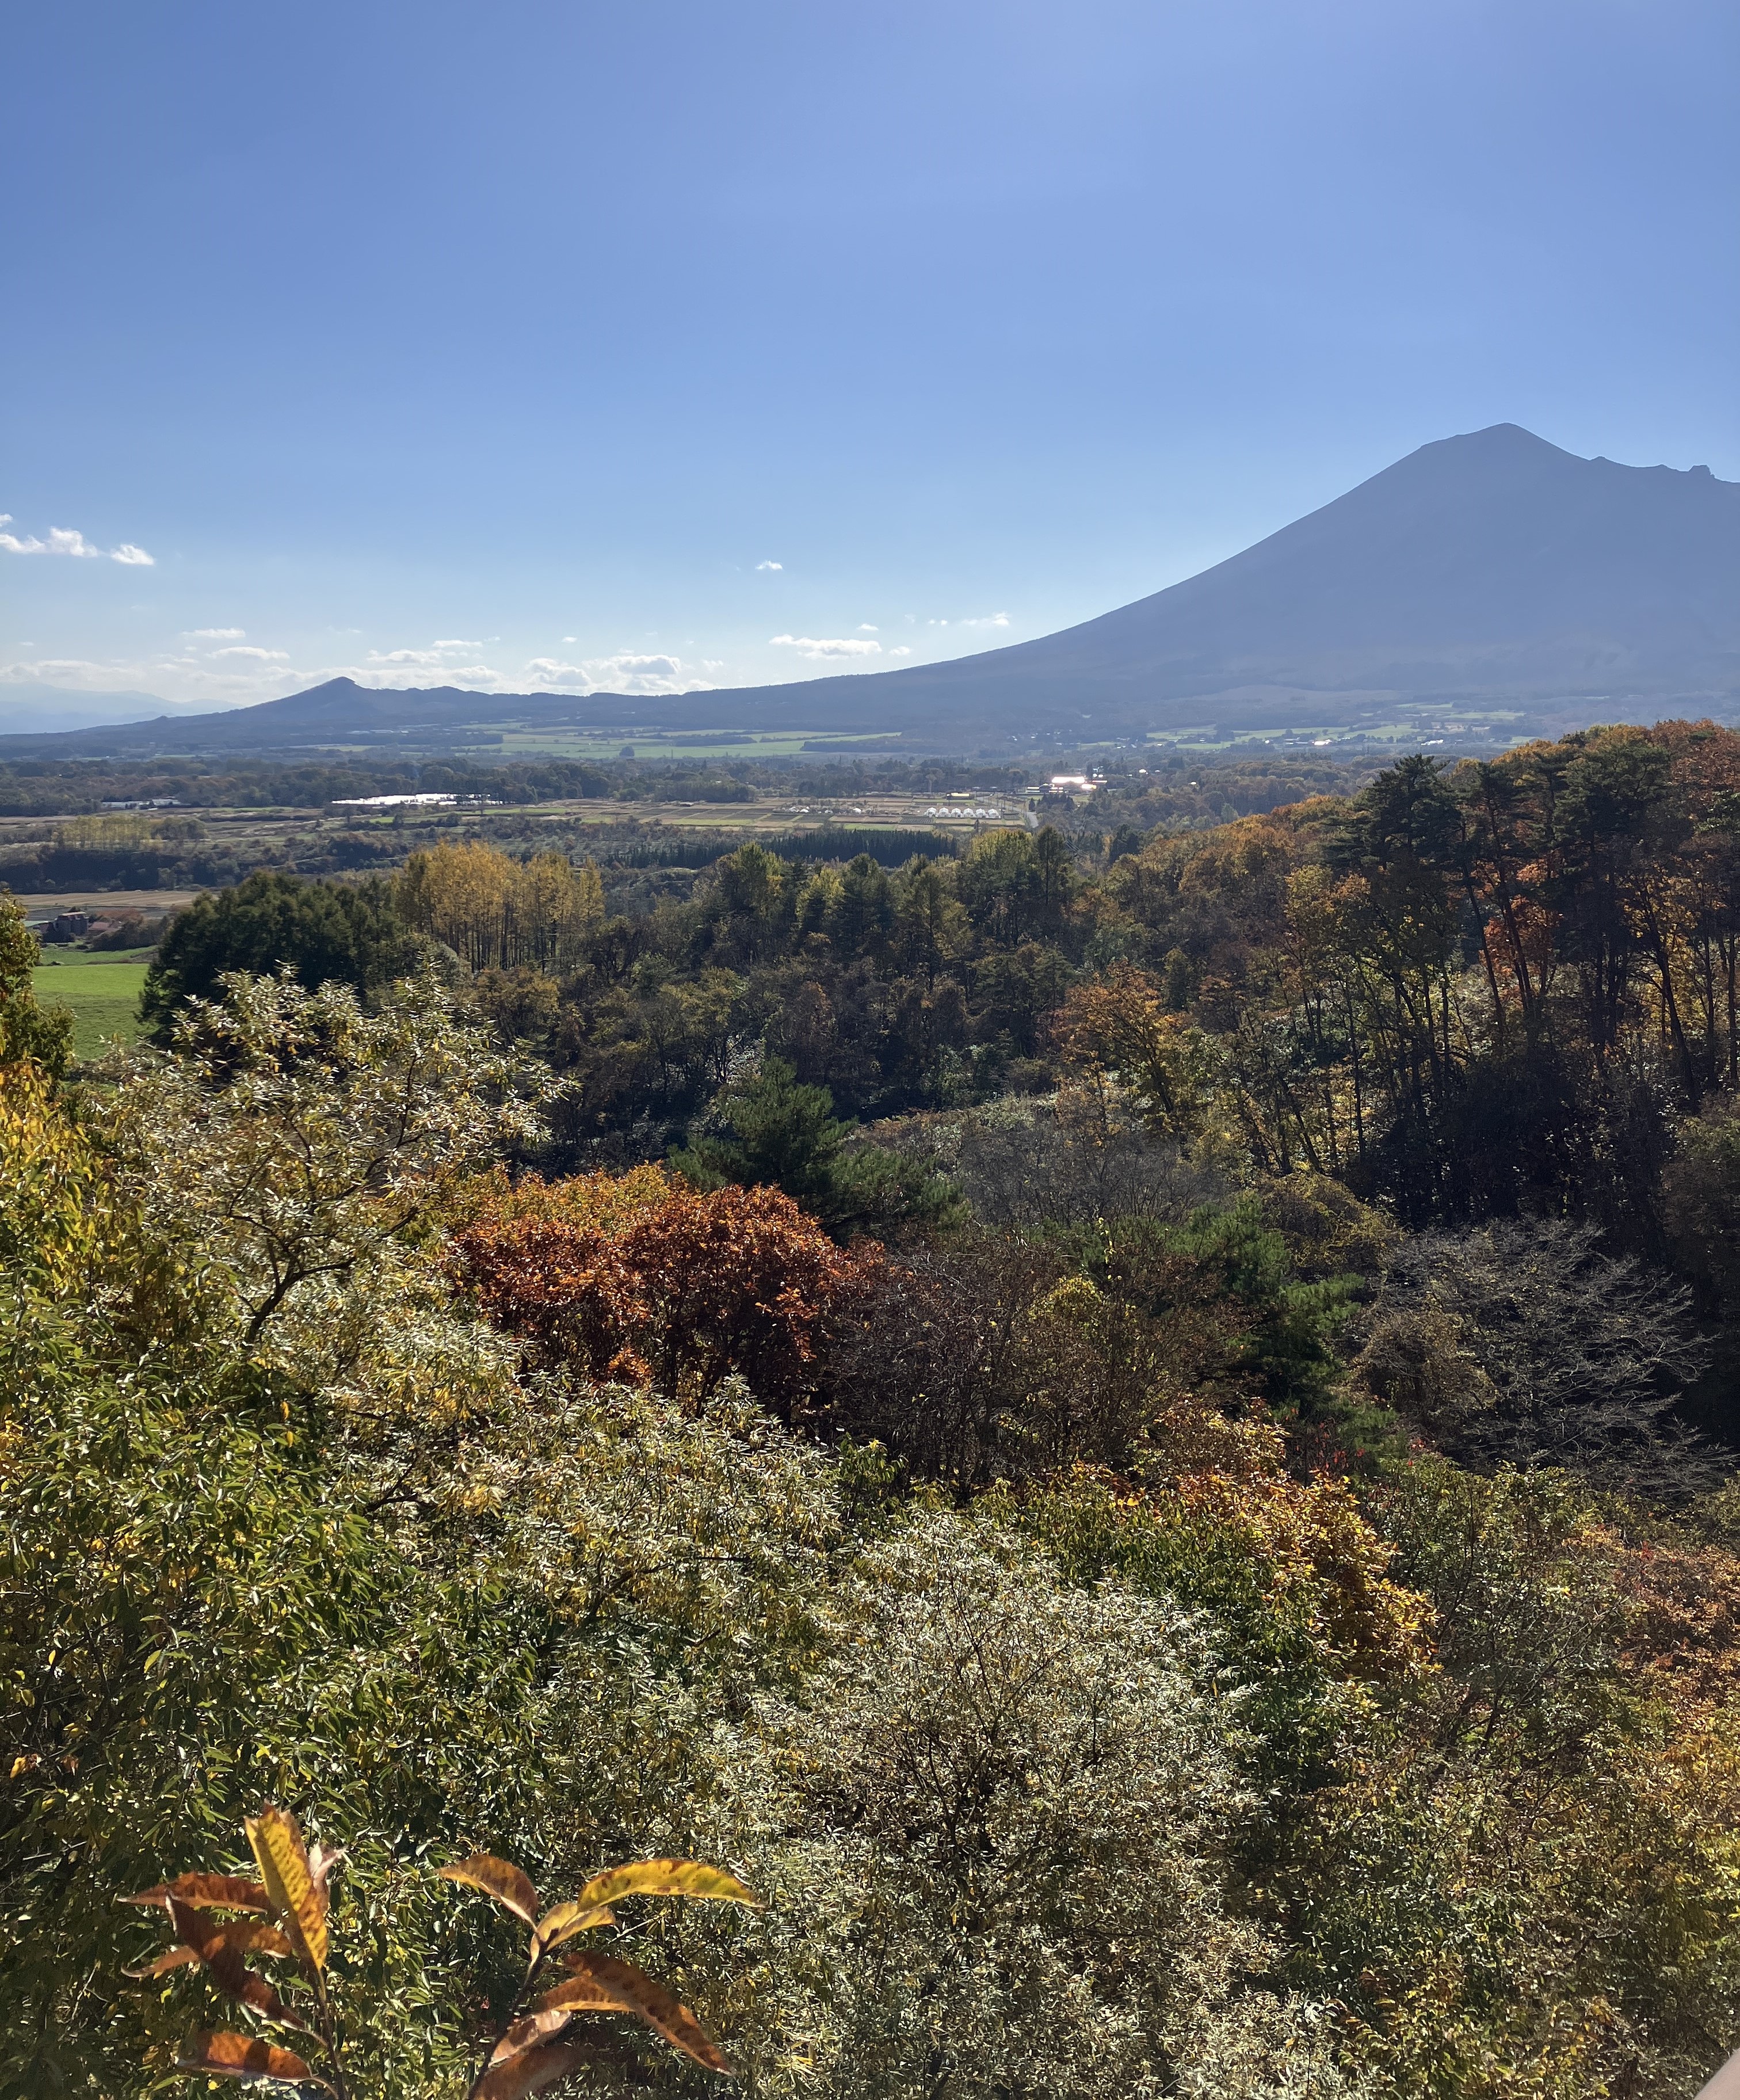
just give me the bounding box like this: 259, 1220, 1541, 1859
329, 791, 497, 809
32, 908, 154, 946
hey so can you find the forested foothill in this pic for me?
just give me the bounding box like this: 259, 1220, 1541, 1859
7, 721, 1740, 2098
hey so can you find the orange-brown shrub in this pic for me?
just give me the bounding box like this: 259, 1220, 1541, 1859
453, 1167, 869, 1411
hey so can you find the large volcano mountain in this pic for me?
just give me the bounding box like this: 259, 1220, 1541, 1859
10, 424, 1739, 758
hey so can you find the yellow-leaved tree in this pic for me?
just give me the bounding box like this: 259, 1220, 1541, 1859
396, 843, 604, 974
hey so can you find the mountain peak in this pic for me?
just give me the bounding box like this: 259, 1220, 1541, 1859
1445, 421, 1563, 448
6, 425, 1736, 760
1395, 423, 1585, 481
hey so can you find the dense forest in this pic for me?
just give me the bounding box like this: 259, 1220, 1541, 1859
7, 720, 1740, 2098
0, 746, 1360, 822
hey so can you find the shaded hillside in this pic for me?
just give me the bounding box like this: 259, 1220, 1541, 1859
952, 422, 1740, 719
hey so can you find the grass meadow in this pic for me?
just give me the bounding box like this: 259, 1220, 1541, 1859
31, 950, 152, 1058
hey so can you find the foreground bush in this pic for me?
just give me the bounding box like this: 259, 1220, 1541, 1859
711, 1516, 1369, 2100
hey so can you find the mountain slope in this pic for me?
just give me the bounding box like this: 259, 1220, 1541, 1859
967, 423, 1740, 700
7, 425, 1737, 759
0, 685, 186, 735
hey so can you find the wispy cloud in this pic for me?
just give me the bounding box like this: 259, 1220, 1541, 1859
1, 649, 296, 704
858, 623, 879, 632
962, 611, 1010, 628
769, 634, 882, 661
2, 625, 732, 711
2, 657, 112, 681
755, 559, 783, 571
361, 641, 499, 681
890, 646, 912, 657
0, 516, 155, 565
522, 652, 718, 696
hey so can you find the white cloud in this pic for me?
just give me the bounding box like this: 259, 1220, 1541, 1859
961, 611, 1011, 628
769, 634, 883, 661
890, 646, 913, 657
269, 638, 517, 694
0, 516, 154, 563
2, 658, 111, 681
1, 524, 97, 558
362, 641, 498, 678
2, 622, 731, 711
522, 652, 717, 696
858, 624, 879, 632
1, 649, 300, 704
755, 559, 783, 571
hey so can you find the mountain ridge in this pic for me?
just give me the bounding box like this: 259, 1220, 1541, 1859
7, 424, 1737, 758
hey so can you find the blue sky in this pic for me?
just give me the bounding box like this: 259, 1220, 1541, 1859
3, 0, 1735, 712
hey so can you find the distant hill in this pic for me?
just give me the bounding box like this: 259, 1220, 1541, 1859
0, 684, 184, 735
7, 425, 1737, 760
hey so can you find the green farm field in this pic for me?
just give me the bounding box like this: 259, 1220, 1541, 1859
31, 950, 152, 1058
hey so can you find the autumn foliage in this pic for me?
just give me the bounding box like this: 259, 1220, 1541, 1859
1052, 963, 1220, 1140
15, 731, 1740, 2095
396, 840, 605, 975
124, 1805, 754, 2100
453, 1167, 866, 1409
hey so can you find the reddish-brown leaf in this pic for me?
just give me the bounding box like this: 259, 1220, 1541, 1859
122, 1945, 201, 1980
175, 2030, 328, 2088
473, 2037, 598, 2100
177, 1915, 296, 1961
554, 1951, 735, 2074
168, 1901, 314, 2034
122, 1874, 270, 1914
227, 1918, 296, 1960
489, 1969, 626, 2063
436, 1853, 539, 1928
459, 1173, 855, 1407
